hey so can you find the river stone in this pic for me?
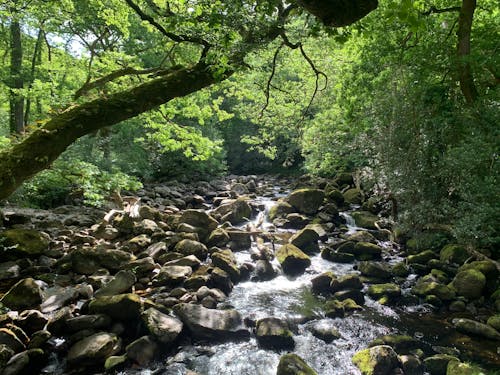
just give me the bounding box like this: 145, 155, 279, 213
163, 255, 201, 268
352, 242, 382, 260
216, 198, 252, 225
439, 244, 468, 265
369, 335, 420, 354
28, 330, 51, 349
451, 269, 486, 300
311, 272, 336, 294
88, 293, 142, 321
310, 321, 341, 343
2, 348, 45, 375
211, 249, 240, 282
0, 229, 50, 258
423, 354, 459, 375
125, 335, 158, 366
255, 317, 294, 350
0, 278, 42, 311
289, 228, 320, 254
325, 187, 344, 207
268, 201, 295, 220
407, 250, 437, 264
277, 353, 318, 375
459, 260, 498, 294
66, 314, 111, 332
40, 285, 79, 313
399, 354, 424, 375
207, 228, 230, 247
173, 303, 249, 340
142, 308, 183, 344
343, 188, 362, 204
71, 248, 135, 274
358, 261, 392, 279
67, 332, 120, 364
351, 211, 379, 230
94, 225, 120, 240
352, 345, 399, 375
155, 265, 192, 286
330, 274, 363, 292
15, 310, 48, 334
446, 360, 485, 375
367, 283, 401, 300
453, 318, 500, 340
276, 244, 311, 276
0, 344, 15, 367
334, 290, 365, 306
0, 262, 21, 281
104, 355, 127, 371
286, 188, 325, 215
255, 260, 277, 281
487, 314, 500, 331
412, 279, 455, 301
174, 239, 208, 260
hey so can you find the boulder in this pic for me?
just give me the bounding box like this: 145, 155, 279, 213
163, 255, 201, 268
66, 315, 111, 333
174, 239, 208, 260
330, 274, 363, 292
173, 303, 249, 340
125, 335, 158, 366
155, 265, 192, 286
276, 244, 311, 276
268, 201, 295, 221
277, 353, 318, 375
67, 332, 120, 365
255, 260, 277, 281
207, 228, 230, 248
0, 328, 25, 352
412, 279, 455, 301
358, 262, 392, 280
399, 355, 424, 375
487, 314, 500, 331
0, 262, 21, 281
407, 250, 437, 264
343, 188, 363, 204
310, 321, 341, 343
71, 248, 135, 274
95, 270, 137, 297
227, 230, 252, 250
286, 188, 325, 215
0, 278, 42, 311
255, 317, 294, 350
142, 308, 183, 345
0, 229, 50, 258
351, 211, 379, 230
211, 249, 240, 282
439, 244, 468, 265
367, 283, 401, 300
289, 228, 320, 254
423, 354, 459, 375
88, 293, 142, 321
451, 269, 486, 299
352, 345, 400, 375
2, 348, 45, 375
369, 335, 420, 354
311, 272, 336, 294
352, 242, 382, 260
216, 198, 252, 224
178, 209, 219, 241
446, 360, 485, 375
453, 318, 500, 341
458, 260, 498, 294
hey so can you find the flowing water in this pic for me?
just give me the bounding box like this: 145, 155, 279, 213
120, 184, 499, 375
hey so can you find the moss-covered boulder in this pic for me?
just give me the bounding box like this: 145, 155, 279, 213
446, 360, 486, 375
451, 269, 486, 300
0, 229, 50, 258
268, 201, 294, 220
178, 209, 219, 241
330, 274, 363, 292
453, 318, 500, 341
412, 278, 455, 301
211, 249, 240, 283
286, 188, 325, 215
343, 188, 363, 204
207, 228, 230, 248
352, 345, 400, 375
358, 261, 392, 280
276, 244, 311, 276
277, 353, 318, 375
88, 293, 143, 321
458, 260, 499, 294
255, 317, 294, 350
311, 271, 336, 294
352, 242, 383, 260
0, 278, 42, 311
351, 211, 378, 230
407, 250, 437, 265
423, 354, 459, 375
367, 283, 401, 301
440, 244, 468, 265
174, 239, 208, 261
369, 335, 420, 354
487, 314, 500, 331
289, 228, 320, 254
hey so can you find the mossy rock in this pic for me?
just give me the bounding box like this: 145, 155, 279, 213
268, 201, 295, 220
255, 317, 294, 350
276, 244, 311, 276
211, 249, 240, 283
440, 244, 469, 265
325, 187, 345, 207
351, 211, 379, 230
446, 360, 486, 375
343, 188, 363, 204
423, 354, 459, 375
459, 261, 499, 294
369, 334, 420, 354
358, 261, 392, 279
392, 262, 410, 277
352, 345, 399, 375
289, 228, 320, 254
407, 250, 437, 265
367, 283, 401, 300
0, 278, 42, 311
88, 293, 142, 321
0, 229, 50, 258
352, 242, 383, 260
453, 318, 500, 341
451, 269, 486, 300
276, 353, 318, 375
412, 279, 455, 301
286, 188, 325, 215
487, 314, 500, 331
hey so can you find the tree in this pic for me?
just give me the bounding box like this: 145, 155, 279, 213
0, 0, 379, 201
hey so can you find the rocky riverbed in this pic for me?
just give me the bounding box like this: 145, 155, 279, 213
0, 174, 499, 375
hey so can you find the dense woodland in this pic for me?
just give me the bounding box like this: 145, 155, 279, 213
0, 0, 499, 374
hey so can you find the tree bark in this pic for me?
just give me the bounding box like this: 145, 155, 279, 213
0, 63, 230, 201
457, 0, 478, 104
9, 18, 24, 133
24, 28, 44, 126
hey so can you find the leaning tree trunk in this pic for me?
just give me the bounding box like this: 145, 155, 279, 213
9, 18, 24, 134
0, 63, 227, 201
457, 0, 478, 104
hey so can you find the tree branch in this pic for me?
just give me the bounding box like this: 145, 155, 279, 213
260, 43, 284, 116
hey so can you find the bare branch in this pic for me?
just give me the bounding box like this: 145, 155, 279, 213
260, 43, 284, 116
299, 44, 327, 120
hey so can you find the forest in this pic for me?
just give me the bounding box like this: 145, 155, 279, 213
0, 0, 498, 374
